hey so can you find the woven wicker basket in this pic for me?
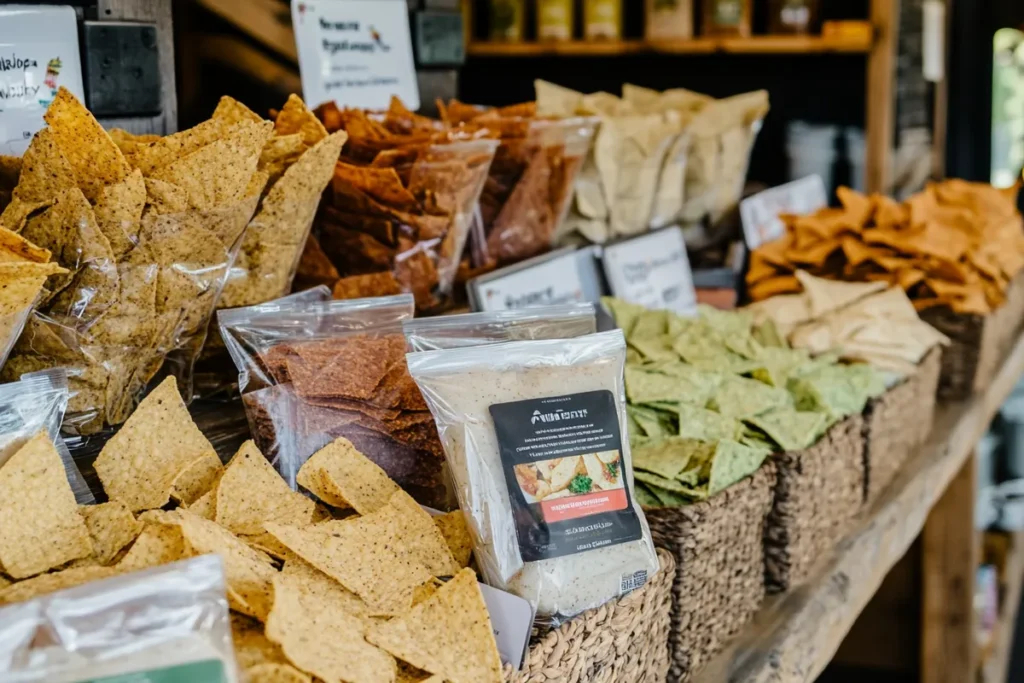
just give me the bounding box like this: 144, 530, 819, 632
920, 274, 1024, 400
643, 463, 776, 682
503, 549, 674, 683
862, 348, 942, 504
764, 415, 865, 593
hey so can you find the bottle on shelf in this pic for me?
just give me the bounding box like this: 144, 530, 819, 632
583, 0, 623, 41
701, 0, 751, 38
537, 0, 575, 41
645, 0, 694, 41
489, 0, 526, 42
768, 0, 819, 35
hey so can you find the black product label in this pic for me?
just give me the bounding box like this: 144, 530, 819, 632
489, 390, 643, 562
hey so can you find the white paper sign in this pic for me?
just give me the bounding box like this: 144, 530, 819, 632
479, 583, 535, 669
292, 0, 420, 110
0, 6, 84, 155
476, 254, 589, 312
740, 175, 828, 249
601, 227, 697, 316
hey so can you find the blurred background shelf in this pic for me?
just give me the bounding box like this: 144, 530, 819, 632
466, 34, 873, 57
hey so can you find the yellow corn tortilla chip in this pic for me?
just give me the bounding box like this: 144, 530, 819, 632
144, 177, 191, 214
0, 431, 93, 579
266, 520, 432, 617
171, 452, 223, 506
79, 501, 144, 565
367, 568, 502, 683
214, 95, 265, 125
241, 532, 296, 562
412, 578, 444, 607
0, 565, 118, 606
95, 377, 218, 512
216, 440, 314, 536
258, 133, 307, 185
6, 128, 76, 206
245, 663, 313, 683
43, 87, 131, 201
233, 613, 288, 669
189, 489, 217, 520
371, 491, 460, 577
275, 94, 329, 147
0, 224, 51, 264
266, 570, 396, 683
296, 437, 399, 514
92, 168, 146, 259
115, 523, 186, 572
0, 261, 67, 316
108, 128, 161, 155
434, 511, 473, 568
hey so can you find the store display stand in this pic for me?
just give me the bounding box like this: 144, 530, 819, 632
692, 333, 1024, 683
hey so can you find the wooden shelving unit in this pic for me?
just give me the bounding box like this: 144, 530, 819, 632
467, 34, 874, 57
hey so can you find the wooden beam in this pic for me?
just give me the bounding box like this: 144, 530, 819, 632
865, 0, 900, 193
932, 0, 953, 179
195, 0, 298, 63
920, 452, 979, 683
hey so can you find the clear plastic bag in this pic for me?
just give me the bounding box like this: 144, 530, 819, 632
0, 369, 94, 504
403, 303, 597, 352
0, 555, 238, 683
407, 331, 659, 621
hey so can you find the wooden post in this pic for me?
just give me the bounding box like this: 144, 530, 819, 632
920, 451, 979, 683
932, 0, 953, 180
865, 0, 899, 194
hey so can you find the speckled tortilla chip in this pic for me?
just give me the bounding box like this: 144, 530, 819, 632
215, 440, 314, 535
115, 522, 186, 572
0, 432, 93, 579
233, 613, 289, 669
0, 565, 118, 606
371, 490, 459, 576
171, 452, 223, 505
6, 129, 79, 216
94, 377, 218, 512
79, 501, 144, 565
0, 223, 51, 264
92, 168, 146, 259
332, 272, 402, 300
434, 511, 473, 568
367, 568, 502, 683
245, 663, 313, 683
214, 95, 264, 125
0, 261, 66, 316
296, 438, 399, 514
43, 87, 130, 201
275, 94, 329, 147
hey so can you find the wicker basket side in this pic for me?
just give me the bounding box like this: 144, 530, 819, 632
503, 549, 675, 683
863, 348, 942, 504
645, 462, 776, 682
764, 415, 865, 593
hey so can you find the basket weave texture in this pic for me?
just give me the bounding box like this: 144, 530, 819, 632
764, 415, 865, 593
921, 274, 1024, 400
862, 348, 941, 504
644, 462, 776, 682
503, 549, 674, 683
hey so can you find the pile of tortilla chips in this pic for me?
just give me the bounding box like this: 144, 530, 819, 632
0, 225, 66, 367
0, 377, 500, 683
437, 99, 597, 268
312, 98, 497, 312
602, 298, 886, 507
747, 182, 1024, 315
0, 88, 273, 433
748, 271, 949, 375
243, 332, 448, 509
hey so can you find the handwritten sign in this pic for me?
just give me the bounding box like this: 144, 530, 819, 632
601, 227, 697, 316
292, 0, 419, 110
470, 248, 603, 312
739, 175, 828, 249
0, 6, 84, 155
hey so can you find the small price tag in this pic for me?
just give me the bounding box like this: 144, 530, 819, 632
739, 175, 828, 249
291, 0, 420, 110
471, 249, 602, 312
601, 227, 697, 316
0, 6, 85, 155
478, 582, 535, 669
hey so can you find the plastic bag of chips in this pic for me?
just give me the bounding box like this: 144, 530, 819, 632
403, 303, 597, 352
407, 330, 659, 621
0, 369, 93, 504
0, 555, 239, 683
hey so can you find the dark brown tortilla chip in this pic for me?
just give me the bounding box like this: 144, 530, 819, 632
332, 272, 402, 301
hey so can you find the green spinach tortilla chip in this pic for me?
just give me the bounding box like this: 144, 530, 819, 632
699, 304, 753, 336
628, 335, 677, 362
633, 482, 662, 507
708, 439, 769, 496
626, 366, 715, 406
675, 404, 745, 442
753, 319, 788, 348
629, 309, 670, 342
746, 409, 827, 451
633, 437, 710, 480
707, 376, 792, 419
601, 296, 646, 336
648, 485, 690, 507
634, 471, 707, 503
627, 405, 674, 440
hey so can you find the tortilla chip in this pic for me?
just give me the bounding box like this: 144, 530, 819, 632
95, 377, 218, 512
333, 272, 402, 300
216, 440, 315, 535
92, 168, 146, 259
115, 522, 186, 572
79, 501, 144, 565
245, 663, 313, 683
370, 490, 460, 576
214, 95, 264, 125
0, 261, 67, 316
189, 489, 217, 520
748, 274, 802, 301
275, 94, 330, 147
0, 432, 93, 579
633, 437, 709, 480
4, 128, 76, 207
171, 452, 223, 506
233, 613, 289, 669
367, 568, 502, 683
434, 511, 473, 568
0, 565, 118, 606
296, 437, 400, 514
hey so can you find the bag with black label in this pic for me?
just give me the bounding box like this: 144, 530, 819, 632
402, 303, 597, 352
407, 330, 658, 622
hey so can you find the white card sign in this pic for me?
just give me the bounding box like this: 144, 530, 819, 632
739, 175, 828, 249
479, 582, 535, 669
0, 5, 84, 155
292, 0, 420, 110
475, 253, 589, 312
601, 227, 697, 316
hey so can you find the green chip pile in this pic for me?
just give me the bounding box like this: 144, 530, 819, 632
603, 298, 887, 508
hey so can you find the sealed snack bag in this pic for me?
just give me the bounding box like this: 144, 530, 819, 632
403, 303, 596, 351
407, 331, 659, 620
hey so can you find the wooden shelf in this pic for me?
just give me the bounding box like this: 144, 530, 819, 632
691, 333, 1024, 683
466, 34, 874, 57
982, 530, 1024, 683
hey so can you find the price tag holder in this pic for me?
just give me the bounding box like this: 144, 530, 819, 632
0, 5, 85, 155
468, 247, 604, 312
739, 175, 827, 249
601, 227, 697, 316
291, 0, 420, 110
479, 583, 535, 669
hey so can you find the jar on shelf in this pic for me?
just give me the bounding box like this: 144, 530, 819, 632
702, 0, 751, 37
768, 0, 819, 35
584, 0, 623, 40
490, 0, 525, 42
645, 0, 694, 41
537, 0, 575, 41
